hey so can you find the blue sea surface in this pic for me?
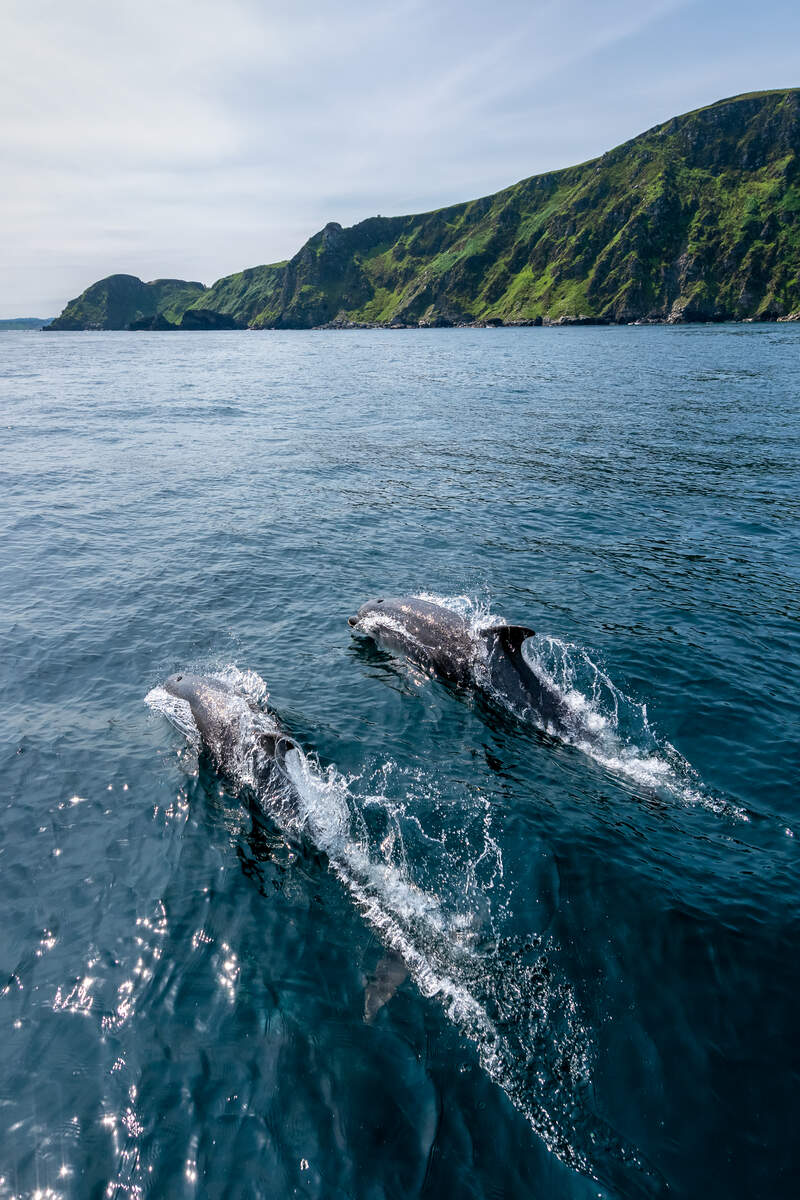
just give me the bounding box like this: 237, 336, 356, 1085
0, 326, 798, 1199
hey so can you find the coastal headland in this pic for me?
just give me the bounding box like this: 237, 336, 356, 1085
49, 89, 800, 331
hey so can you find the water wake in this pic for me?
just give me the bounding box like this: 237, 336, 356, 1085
146, 667, 661, 1195
416, 593, 746, 821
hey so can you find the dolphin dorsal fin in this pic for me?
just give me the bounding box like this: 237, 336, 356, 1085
482, 623, 536, 656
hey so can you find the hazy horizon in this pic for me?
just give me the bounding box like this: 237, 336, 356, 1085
2, 0, 798, 317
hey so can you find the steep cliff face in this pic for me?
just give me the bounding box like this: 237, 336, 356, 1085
49, 275, 207, 330
183, 262, 287, 326
50, 89, 800, 329
254, 89, 800, 327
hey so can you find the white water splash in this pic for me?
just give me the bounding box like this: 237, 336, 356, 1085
282, 749, 594, 1171
415, 590, 504, 636
144, 686, 200, 749
521, 634, 747, 820
414, 594, 746, 821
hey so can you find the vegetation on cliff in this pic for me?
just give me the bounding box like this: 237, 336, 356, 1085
49, 275, 206, 330
50, 89, 800, 330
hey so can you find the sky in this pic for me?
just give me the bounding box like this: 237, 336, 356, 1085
1, 0, 798, 317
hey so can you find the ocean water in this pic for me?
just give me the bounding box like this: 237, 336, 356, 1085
1, 326, 798, 1200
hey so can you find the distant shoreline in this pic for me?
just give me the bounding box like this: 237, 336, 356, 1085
32, 314, 800, 332
0, 318, 52, 330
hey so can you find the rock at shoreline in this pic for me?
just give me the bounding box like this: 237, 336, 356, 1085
178, 309, 240, 331
128, 312, 177, 331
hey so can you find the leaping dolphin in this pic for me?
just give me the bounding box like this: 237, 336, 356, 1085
348, 595, 573, 734
151, 671, 304, 831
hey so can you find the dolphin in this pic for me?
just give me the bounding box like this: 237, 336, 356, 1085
152, 671, 304, 830
348, 595, 572, 734
148, 672, 420, 1023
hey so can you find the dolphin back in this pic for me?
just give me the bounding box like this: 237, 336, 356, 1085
351, 595, 476, 683
481, 623, 536, 656
350, 595, 571, 731
153, 671, 304, 824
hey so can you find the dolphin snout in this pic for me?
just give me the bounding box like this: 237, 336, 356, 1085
349, 598, 384, 628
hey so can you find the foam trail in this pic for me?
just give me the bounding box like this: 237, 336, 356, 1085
146, 667, 663, 1196
520, 634, 747, 820
415, 594, 746, 821
285, 748, 662, 1194
282, 749, 613, 1178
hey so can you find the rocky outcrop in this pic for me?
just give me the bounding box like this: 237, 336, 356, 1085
128, 312, 176, 330
178, 309, 239, 330
49, 275, 206, 330
225, 88, 800, 328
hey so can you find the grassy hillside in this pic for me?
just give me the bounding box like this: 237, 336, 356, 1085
187, 262, 288, 326
49, 275, 206, 330
50, 89, 800, 329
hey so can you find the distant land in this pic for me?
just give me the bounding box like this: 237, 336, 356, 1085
0, 317, 53, 329
50, 89, 800, 331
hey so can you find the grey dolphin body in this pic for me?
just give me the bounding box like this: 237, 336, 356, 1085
160, 672, 302, 823
349, 596, 570, 732
349, 596, 479, 684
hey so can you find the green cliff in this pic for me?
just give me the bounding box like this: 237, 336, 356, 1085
49, 275, 206, 330
188, 262, 288, 326
50, 89, 800, 329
